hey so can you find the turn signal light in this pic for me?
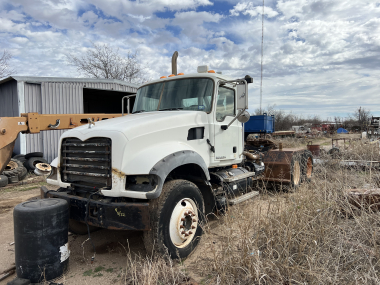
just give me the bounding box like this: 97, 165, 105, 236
232, 164, 238, 169
160, 76, 167, 79
178, 73, 184, 75
208, 70, 215, 73
168, 74, 175, 77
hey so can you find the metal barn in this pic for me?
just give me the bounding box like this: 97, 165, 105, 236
0, 76, 138, 162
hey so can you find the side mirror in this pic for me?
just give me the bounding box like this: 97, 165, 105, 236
238, 110, 250, 123
236, 80, 249, 110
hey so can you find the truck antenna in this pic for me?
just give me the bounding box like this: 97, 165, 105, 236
172, 51, 178, 75
260, 0, 264, 114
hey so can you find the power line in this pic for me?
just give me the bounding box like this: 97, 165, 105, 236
260, 0, 264, 114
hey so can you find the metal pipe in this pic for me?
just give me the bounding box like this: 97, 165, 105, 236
242, 151, 260, 161
172, 51, 178, 75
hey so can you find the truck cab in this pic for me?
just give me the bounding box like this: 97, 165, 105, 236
43, 66, 255, 258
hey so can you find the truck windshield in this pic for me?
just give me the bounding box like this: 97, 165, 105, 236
132, 78, 214, 113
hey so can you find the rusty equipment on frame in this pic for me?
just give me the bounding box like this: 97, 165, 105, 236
244, 138, 313, 186
0, 112, 122, 174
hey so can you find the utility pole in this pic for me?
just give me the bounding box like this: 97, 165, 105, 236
260, 0, 265, 114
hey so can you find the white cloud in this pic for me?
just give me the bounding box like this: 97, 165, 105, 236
0, 0, 379, 118
230, 2, 279, 18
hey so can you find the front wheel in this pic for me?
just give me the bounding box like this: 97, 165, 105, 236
143, 179, 204, 259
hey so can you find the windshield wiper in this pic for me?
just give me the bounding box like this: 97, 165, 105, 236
159, 108, 184, 111
132, 110, 146, 114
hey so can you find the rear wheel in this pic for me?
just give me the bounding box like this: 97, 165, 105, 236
143, 179, 204, 259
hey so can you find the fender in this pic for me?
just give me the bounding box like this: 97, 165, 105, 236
147, 150, 210, 199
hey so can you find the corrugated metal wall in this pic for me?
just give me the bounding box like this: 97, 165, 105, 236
0, 80, 18, 117
40, 82, 83, 163
22, 81, 137, 163
24, 83, 43, 154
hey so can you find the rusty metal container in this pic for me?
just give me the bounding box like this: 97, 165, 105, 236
307, 141, 320, 157
262, 148, 305, 185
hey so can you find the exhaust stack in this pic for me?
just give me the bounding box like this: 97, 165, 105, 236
171, 51, 178, 75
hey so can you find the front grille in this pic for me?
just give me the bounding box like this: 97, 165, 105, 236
61, 137, 112, 189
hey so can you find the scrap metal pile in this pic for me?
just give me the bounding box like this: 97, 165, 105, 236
0, 152, 51, 187
244, 137, 313, 187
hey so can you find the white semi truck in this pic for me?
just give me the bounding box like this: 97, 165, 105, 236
42, 58, 312, 258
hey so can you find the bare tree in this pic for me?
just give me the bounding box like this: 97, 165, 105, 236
351, 106, 372, 128
253, 104, 323, 131
66, 43, 145, 83
0, 50, 15, 78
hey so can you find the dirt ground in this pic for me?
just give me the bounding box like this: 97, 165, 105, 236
0, 180, 148, 284
0, 176, 280, 284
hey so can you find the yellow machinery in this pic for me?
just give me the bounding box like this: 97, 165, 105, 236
0, 113, 122, 173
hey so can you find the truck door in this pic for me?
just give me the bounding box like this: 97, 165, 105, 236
213, 85, 241, 163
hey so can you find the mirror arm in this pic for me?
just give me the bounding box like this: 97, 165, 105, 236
122, 94, 136, 116
221, 109, 245, 130
220, 78, 248, 131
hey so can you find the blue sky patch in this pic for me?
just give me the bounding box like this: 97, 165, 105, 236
155, 9, 176, 19
197, 1, 232, 15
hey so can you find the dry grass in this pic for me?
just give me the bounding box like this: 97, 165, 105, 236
121, 253, 188, 285
197, 139, 380, 284
117, 138, 380, 285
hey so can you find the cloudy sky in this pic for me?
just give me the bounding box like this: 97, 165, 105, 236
1, 0, 379, 119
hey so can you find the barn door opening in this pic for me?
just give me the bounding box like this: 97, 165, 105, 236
83, 88, 135, 114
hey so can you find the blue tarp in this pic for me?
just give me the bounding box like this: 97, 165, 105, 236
337, 128, 348, 133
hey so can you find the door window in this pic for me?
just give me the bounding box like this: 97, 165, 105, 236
216, 86, 235, 121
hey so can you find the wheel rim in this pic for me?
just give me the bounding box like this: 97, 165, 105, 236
306, 157, 312, 178
169, 198, 198, 248
293, 161, 301, 185
5, 161, 17, 171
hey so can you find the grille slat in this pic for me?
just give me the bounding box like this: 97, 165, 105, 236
62, 170, 110, 178
62, 143, 110, 147
63, 150, 110, 154
62, 164, 109, 170
61, 137, 112, 189
63, 157, 110, 162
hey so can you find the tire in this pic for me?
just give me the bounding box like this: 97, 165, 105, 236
18, 157, 27, 163
24, 157, 48, 172
290, 154, 302, 188
328, 148, 340, 159
301, 150, 313, 183
19, 166, 28, 181
69, 219, 99, 235
143, 179, 205, 259
13, 154, 25, 160
25, 152, 43, 159
2, 159, 24, 178
0, 175, 8, 187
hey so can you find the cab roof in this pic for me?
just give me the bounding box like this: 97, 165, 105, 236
140, 72, 234, 88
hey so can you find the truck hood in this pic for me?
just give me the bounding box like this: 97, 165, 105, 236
71, 111, 209, 141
